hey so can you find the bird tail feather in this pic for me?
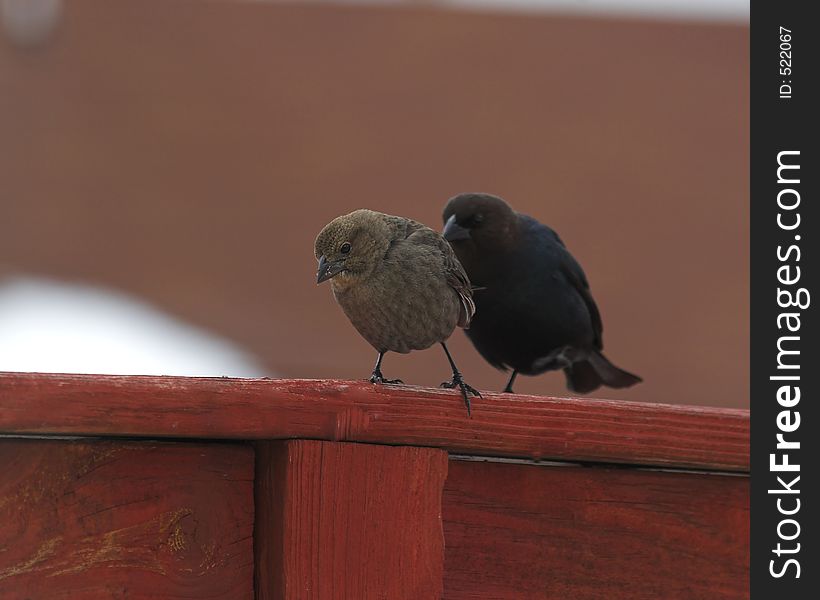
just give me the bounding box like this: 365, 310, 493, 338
564, 351, 642, 394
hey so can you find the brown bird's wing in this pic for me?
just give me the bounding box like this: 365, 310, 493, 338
442, 242, 475, 328
383, 215, 476, 328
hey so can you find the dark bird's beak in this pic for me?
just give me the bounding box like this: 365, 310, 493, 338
443, 214, 471, 242
316, 255, 345, 284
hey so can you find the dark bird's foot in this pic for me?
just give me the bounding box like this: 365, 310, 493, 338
440, 373, 481, 416
502, 370, 518, 393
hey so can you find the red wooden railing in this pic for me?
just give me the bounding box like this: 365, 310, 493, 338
0, 373, 749, 599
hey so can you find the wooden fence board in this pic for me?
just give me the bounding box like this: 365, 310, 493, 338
442, 459, 749, 599
0, 373, 749, 471
255, 440, 447, 600
0, 439, 254, 599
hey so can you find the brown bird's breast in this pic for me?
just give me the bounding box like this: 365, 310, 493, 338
331, 252, 462, 354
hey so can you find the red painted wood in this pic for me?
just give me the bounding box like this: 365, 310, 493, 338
0, 439, 254, 599
0, 373, 749, 471
254, 441, 286, 600
442, 459, 749, 599
255, 440, 448, 599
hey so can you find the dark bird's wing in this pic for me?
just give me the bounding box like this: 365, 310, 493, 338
558, 251, 604, 350
521, 216, 604, 350
384, 215, 475, 328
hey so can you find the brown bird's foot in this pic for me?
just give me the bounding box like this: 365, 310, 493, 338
369, 373, 404, 385
440, 374, 481, 416
369, 352, 403, 384
439, 342, 479, 416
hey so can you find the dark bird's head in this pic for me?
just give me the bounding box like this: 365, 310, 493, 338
442, 193, 518, 250
314, 209, 391, 287
441, 193, 519, 284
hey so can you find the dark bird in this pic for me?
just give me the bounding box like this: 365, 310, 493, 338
315, 209, 481, 413
442, 193, 641, 394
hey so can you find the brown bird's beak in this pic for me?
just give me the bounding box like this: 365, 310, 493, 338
443, 214, 471, 242
316, 255, 345, 284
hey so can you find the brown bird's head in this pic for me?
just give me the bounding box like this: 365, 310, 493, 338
314, 209, 391, 286
442, 193, 518, 249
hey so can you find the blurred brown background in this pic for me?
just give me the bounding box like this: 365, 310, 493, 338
0, 0, 748, 407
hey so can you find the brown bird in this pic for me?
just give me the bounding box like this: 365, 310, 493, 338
442, 193, 641, 395
315, 209, 481, 413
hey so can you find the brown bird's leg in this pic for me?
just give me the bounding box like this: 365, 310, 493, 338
503, 370, 518, 393
369, 352, 403, 384
439, 342, 481, 415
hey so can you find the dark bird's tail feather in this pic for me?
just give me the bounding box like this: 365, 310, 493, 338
564, 351, 642, 394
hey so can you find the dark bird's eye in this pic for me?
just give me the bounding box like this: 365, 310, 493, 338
473, 214, 484, 223
340, 242, 351, 254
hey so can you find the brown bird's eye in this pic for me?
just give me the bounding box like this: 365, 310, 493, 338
340, 242, 351, 254
474, 214, 484, 223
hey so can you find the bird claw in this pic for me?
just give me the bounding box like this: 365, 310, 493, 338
370, 374, 403, 385
440, 374, 481, 416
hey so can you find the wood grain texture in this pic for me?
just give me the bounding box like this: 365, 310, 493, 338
442, 459, 749, 599
0, 439, 254, 599
0, 373, 749, 471
255, 440, 447, 600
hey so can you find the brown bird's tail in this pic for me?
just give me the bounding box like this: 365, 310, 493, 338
564, 351, 642, 394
